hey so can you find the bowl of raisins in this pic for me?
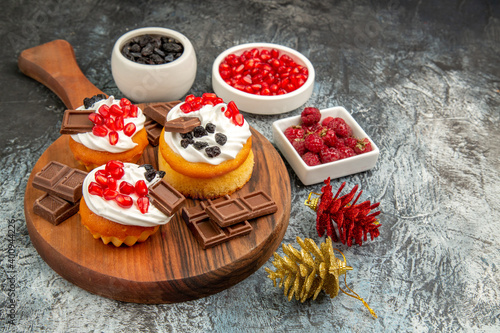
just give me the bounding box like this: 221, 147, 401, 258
111, 27, 197, 103
272, 106, 379, 185
212, 43, 315, 115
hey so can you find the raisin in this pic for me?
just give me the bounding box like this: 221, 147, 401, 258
193, 126, 208, 138
156, 170, 166, 178
140, 164, 154, 172
181, 132, 193, 140
181, 138, 194, 148
215, 133, 227, 146
206, 146, 221, 158
205, 123, 216, 133
144, 169, 157, 182
193, 141, 209, 150
83, 94, 107, 109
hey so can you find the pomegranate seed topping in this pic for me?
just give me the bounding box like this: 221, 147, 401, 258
233, 113, 244, 126
119, 181, 135, 195
123, 122, 136, 137
129, 104, 138, 117
115, 194, 133, 208
135, 180, 148, 197
95, 169, 108, 178
88, 113, 104, 125
108, 167, 124, 179
137, 196, 149, 214
180, 103, 192, 113
107, 176, 117, 190
119, 98, 131, 107
109, 131, 119, 145
106, 160, 124, 171
185, 94, 195, 103
214, 98, 224, 105
88, 182, 103, 196
92, 125, 108, 137
103, 189, 118, 200
109, 104, 123, 116
95, 174, 108, 188
105, 117, 115, 131
114, 116, 124, 131
98, 105, 110, 118
224, 110, 232, 118
122, 105, 131, 118
202, 92, 217, 100
228, 101, 239, 115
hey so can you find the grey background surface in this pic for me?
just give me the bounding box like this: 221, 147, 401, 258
1, 0, 499, 332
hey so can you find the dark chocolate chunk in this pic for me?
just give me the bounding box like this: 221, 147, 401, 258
32, 161, 87, 203
145, 121, 163, 146
33, 193, 79, 225
149, 180, 186, 216
60, 110, 94, 134
164, 117, 201, 133
205, 199, 251, 228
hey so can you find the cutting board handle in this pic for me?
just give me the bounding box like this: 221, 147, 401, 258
18, 39, 106, 110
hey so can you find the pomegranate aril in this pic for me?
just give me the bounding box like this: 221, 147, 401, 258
129, 104, 138, 117
109, 131, 119, 145
119, 98, 131, 107
95, 169, 108, 178
137, 196, 149, 214
92, 125, 108, 137
88, 182, 103, 196
135, 180, 148, 197
88, 113, 104, 125
105, 117, 115, 131
202, 92, 217, 100
109, 104, 123, 116
180, 103, 192, 113
119, 181, 135, 195
228, 101, 239, 116
185, 94, 195, 103
233, 113, 244, 126
103, 189, 118, 200
122, 105, 131, 118
95, 174, 108, 188
114, 116, 124, 131
109, 166, 125, 179
271, 48, 279, 58
123, 122, 136, 137
107, 176, 117, 190
98, 105, 110, 118
115, 194, 133, 208
106, 160, 124, 171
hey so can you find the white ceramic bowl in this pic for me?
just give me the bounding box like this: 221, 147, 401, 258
111, 27, 197, 103
272, 107, 380, 185
212, 43, 315, 115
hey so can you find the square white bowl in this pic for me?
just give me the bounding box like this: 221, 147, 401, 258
272, 106, 380, 185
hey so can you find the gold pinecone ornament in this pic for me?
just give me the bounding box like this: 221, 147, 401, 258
265, 236, 377, 318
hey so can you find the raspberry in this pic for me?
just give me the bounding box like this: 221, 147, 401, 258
321, 116, 334, 127
304, 133, 324, 153
284, 126, 305, 142
302, 151, 321, 166
291, 139, 306, 155
344, 137, 357, 149
302, 123, 322, 135
319, 147, 341, 163
328, 117, 352, 138
354, 138, 373, 154
321, 128, 337, 147
301, 107, 321, 126
334, 137, 345, 149
338, 146, 356, 159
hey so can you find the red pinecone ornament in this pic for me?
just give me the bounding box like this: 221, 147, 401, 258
305, 177, 381, 246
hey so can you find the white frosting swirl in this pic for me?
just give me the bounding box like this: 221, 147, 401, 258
71, 96, 146, 153
164, 102, 252, 165
82, 163, 172, 227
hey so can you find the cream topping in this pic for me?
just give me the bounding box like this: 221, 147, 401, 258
72, 96, 146, 153
82, 163, 172, 227
164, 102, 252, 165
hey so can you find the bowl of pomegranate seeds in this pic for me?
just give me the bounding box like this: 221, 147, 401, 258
212, 43, 315, 115
111, 27, 197, 103
272, 106, 379, 185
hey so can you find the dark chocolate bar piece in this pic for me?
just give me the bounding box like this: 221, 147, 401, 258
143, 101, 181, 125
32, 161, 87, 203
182, 195, 253, 249
239, 191, 278, 220
60, 109, 94, 134
145, 121, 163, 146
206, 191, 278, 228
33, 193, 79, 225
164, 117, 201, 133
205, 199, 251, 228
149, 179, 186, 216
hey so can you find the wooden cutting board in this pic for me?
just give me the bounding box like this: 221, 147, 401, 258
20, 40, 291, 303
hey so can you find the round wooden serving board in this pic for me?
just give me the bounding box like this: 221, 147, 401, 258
20, 40, 291, 303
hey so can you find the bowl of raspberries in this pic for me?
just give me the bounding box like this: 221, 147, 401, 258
272, 106, 379, 185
